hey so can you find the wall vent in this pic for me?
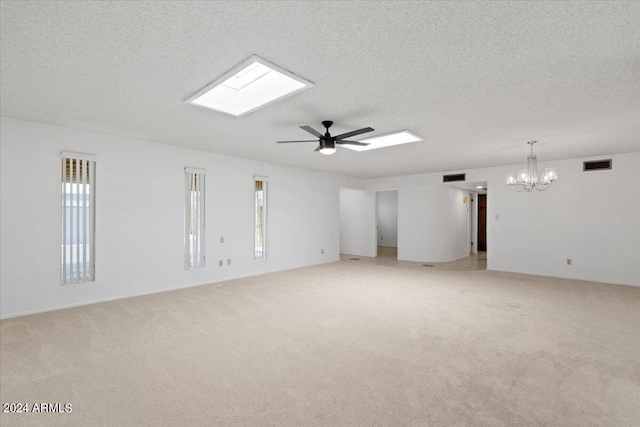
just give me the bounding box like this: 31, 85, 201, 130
583, 159, 612, 171
443, 173, 466, 183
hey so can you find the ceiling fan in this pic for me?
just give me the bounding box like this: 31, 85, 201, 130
277, 121, 374, 155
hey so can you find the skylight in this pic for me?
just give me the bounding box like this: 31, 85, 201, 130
185, 55, 313, 117
341, 130, 423, 151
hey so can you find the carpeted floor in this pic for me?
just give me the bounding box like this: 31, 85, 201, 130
1, 261, 639, 426
343, 247, 488, 271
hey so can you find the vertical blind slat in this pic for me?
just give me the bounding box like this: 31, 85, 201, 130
198, 173, 202, 266
78, 159, 83, 279
89, 159, 95, 281
193, 173, 200, 267
62, 158, 67, 283
67, 159, 72, 280
86, 159, 90, 279
199, 174, 202, 265
191, 174, 195, 267
82, 159, 87, 280
198, 174, 201, 265
189, 174, 192, 267
199, 174, 201, 264
184, 173, 190, 269
68, 159, 72, 280
73, 159, 78, 281
200, 174, 205, 266
190, 174, 193, 267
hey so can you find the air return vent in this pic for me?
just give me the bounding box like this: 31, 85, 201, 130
583, 159, 612, 171
443, 173, 466, 183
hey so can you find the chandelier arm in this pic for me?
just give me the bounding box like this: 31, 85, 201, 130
534, 181, 551, 191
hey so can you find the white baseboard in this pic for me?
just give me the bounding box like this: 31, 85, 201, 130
0, 258, 339, 320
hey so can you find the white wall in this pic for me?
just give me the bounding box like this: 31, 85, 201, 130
339, 188, 376, 257
484, 154, 640, 286
368, 152, 640, 286
0, 117, 363, 318
2, 117, 638, 320
397, 186, 469, 262
376, 190, 398, 247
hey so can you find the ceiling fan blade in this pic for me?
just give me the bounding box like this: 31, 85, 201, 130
300, 125, 324, 138
334, 127, 374, 140
314, 145, 322, 151
336, 140, 370, 146
276, 140, 318, 143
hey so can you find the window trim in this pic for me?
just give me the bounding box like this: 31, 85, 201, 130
185, 167, 206, 270
60, 151, 96, 285
254, 176, 268, 260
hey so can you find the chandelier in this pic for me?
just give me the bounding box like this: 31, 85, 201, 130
506, 141, 557, 192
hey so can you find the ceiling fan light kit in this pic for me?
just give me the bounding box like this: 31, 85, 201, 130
319, 148, 336, 155
506, 141, 558, 192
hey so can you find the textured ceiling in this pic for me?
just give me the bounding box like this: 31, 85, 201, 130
1, 1, 639, 178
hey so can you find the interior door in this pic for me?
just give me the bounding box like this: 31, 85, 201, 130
478, 194, 487, 251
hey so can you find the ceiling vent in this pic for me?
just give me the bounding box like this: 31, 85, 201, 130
443, 173, 466, 183
583, 159, 612, 171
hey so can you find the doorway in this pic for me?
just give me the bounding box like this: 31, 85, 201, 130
469, 192, 475, 254
478, 194, 487, 251
376, 190, 398, 259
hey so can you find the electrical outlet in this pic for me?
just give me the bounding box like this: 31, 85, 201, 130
227, 259, 231, 266
566, 258, 572, 266
220, 237, 224, 243
495, 214, 500, 220
218, 260, 223, 267
320, 249, 325, 254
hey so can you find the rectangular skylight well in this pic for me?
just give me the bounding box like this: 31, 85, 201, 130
341, 130, 423, 151
185, 55, 313, 117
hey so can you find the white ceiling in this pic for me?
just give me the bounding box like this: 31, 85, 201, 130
1, 1, 639, 179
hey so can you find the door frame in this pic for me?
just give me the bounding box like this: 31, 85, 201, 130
477, 194, 487, 252
374, 188, 399, 257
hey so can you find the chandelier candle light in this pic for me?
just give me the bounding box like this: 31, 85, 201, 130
506, 141, 558, 192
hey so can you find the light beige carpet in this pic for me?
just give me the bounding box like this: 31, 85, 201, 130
1, 261, 639, 426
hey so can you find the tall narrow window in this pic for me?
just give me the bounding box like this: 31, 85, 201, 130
61, 152, 96, 284
254, 176, 268, 259
185, 168, 206, 269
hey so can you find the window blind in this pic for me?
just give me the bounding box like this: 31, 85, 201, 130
61, 153, 96, 284
254, 176, 268, 259
185, 168, 206, 269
